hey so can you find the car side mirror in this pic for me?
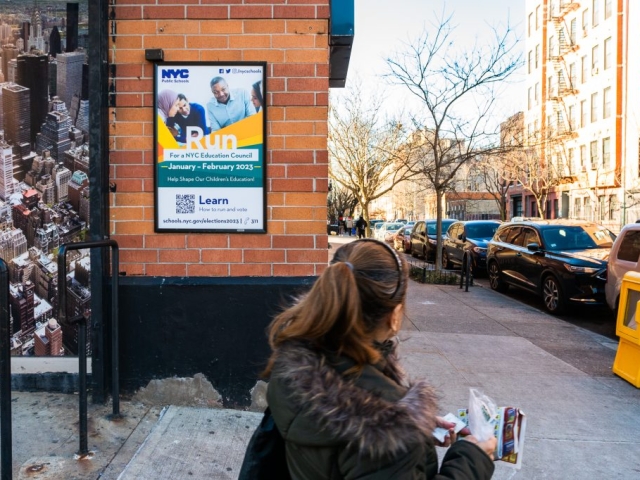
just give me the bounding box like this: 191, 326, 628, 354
527, 243, 540, 252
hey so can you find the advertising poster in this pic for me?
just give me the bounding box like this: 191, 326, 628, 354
154, 62, 267, 232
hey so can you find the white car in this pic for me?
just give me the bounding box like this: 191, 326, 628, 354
381, 222, 404, 244
605, 223, 640, 310
373, 221, 387, 240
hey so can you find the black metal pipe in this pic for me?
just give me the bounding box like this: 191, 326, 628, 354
57, 240, 120, 418
0, 258, 12, 480
73, 315, 89, 456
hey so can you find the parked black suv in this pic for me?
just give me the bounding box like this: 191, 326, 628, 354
442, 220, 501, 272
486, 220, 615, 314
410, 219, 456, 260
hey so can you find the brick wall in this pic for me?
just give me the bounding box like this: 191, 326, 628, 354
109, 0, 330, 277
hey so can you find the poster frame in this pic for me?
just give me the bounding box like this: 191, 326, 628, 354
152, 61, 267, 234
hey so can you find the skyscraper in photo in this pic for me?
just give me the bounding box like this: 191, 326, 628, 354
36, 98, 72, 161
1, 44, 18, 81
0, 133, 14, 201
17, 52, 49, 146
56, 51, 84, 109
28, 9, 45, 52
21, 22, 30, 47
2, 84, 31, 151
66, 3, 79, 53
49, 58, 57, 97
49, 26, 62, 57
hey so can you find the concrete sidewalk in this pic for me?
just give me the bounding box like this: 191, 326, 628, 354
8, 279, 640, 479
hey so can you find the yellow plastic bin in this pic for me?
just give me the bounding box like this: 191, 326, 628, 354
612, 271, 640, 387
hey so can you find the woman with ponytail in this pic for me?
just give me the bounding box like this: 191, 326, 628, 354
265, 239, 496, 479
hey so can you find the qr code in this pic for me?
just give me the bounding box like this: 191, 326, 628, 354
176, 194, 195, 214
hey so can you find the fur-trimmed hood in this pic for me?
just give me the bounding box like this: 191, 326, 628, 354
267, 341, 439, 460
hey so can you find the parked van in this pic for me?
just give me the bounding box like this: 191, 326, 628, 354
605, 223, 640, 311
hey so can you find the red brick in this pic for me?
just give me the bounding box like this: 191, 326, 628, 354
143, 35, 186, 49
244, 19, 285, 33
244, 250, 285, 263
120, 264, 145, 276
286, 20, 327, 34
116, 165, 152, 179
286, 106, 327, 120
156, 20, 201, 34
143, 6, 185, 19
316, 64, 329, 77
114, 64, 144, 78
272, 35, 315, 48
271, 150, 314, 164
288, 165, 327, 178
271, 92, 315, 106
266, 165, 286, 178
285, 221, 326, 234
272, 178, 314, 192
274, 6, 315, 18
315, 235, 328, 249
272, 235, 315, 249
188, 264, 229, 276
315, 264, 328, 275
201, 0, 241, 3
110, 206, 144, 221
315, 178, 329, 192
286, 136, 326, 149
288, 0, 328, 4
145, 235, 186, 248
147, 264, 186, 276
229, 235, 271, 249
230, 6, 272, 19
121, 249, 158, 263
286, 50, 328, 63
267, 77, 285, 92
114, 220, 155, 235
115, 178, 144, 193
158, 0, 198, 3
114, 6, 142, 19
315, 150, 328, 163
229, 35, 271, 48
117, 78, 153, 93
187, 36, 229, 49
187, 235, 229, 248
285, 193, 327, 206
272, 207, 313, 220
187, 6, 229, 19
111, 35, 143, 49
201, 249, 243, 263
288, 78, 328, 91
288, 250, 327, 263
273, 64, 315, 77
274, 264, 315, 276
159, 249, 200, 263
230, 264, 272, 276
317, 5, 330, 18
112, 235, 144, 249
316, 92, 328, 105
110, 151, 143, 164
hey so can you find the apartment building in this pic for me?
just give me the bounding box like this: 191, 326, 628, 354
523, 0, 640, 232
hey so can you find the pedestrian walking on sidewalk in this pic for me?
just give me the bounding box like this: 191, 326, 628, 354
263, 238, 496, 479
345, 217, 353, 236
355, 215, 367, 239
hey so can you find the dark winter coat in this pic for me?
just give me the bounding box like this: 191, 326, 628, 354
267, 341, 495, 480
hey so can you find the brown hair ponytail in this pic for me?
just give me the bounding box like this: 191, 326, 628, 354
263, 239, 408, 376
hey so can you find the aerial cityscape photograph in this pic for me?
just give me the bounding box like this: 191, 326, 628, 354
1, 0, 90, 357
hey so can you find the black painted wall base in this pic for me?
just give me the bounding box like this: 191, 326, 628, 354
114, 276, 314, 407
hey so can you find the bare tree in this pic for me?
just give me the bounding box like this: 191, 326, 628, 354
476, 153, 511, 220
385, 12, 521, 268
329, 83, 418, 235
327, 183, 358, 222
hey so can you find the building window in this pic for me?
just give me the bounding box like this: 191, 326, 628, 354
548, 76, 554, 99
592, 44, 600, 73
536, 5, 541, 29
569, 62, 577, 87
590, 140, 598, 167
575, 197, 582, 218
535, 82, 540, 105
591, 92, 599, 122
603, 136, 611, 168
570, 18, 577, 44
603, 86, 612, 118
593, 0, 600, 27
528, 50, 533, 74
582, 8, 589, 35
549, 36, 556, 60
568, 147, 576, 172
580, 99, 587, 127
604, 37, 612, 69
535, 44, 540, 69
598, 195, 605, 221
547, 114, 554, 137
528, 87, 533, 110
580, 144, 587, 168
609, 195, 618, 221
534, 119, 539, 140
581, 55, 587, 83
568, 104, 575, 129
605, 0, 613, 19
584, 197, 592, 219
528, 12, 534, 36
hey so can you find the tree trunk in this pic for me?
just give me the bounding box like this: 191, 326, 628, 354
435, 189, 444, 270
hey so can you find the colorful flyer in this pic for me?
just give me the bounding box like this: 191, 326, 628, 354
153, 62, 267, 232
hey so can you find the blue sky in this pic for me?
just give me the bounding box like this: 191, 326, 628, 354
338, 0, 527, 122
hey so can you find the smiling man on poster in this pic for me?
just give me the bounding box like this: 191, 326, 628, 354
206, 76, 254, 132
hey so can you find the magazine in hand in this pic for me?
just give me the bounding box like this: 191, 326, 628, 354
457, 406, 527, 468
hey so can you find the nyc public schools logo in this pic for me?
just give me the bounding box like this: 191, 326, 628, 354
161, 69, 189, 83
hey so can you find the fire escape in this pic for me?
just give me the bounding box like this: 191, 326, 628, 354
548, 1, 580, 181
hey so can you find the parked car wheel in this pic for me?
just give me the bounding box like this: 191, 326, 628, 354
542, 275, 565, 314
488, 261, 508, 293
442, 249, 452, 269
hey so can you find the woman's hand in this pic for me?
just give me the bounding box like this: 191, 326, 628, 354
434, 416, 471, 447
462, 435, 498, 460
